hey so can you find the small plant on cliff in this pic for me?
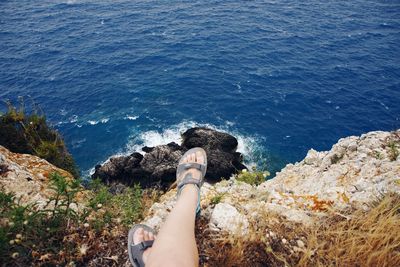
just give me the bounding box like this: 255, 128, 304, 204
330, 153, 344, 164
87, 178, 143, 227
236, 167, 270, 186
0, 99, 79, 177
387, 141, 399, 161
210, 192, 226, 205
384, 132, 400, 162
372, 150, 384, 160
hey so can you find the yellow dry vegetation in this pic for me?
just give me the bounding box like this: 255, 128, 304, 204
197, 193, 400, 267
299, 193, 400, 267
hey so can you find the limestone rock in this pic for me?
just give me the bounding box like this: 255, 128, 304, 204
0, 145, 79, 208
259, 129, 400, 211
210, 203, 249, 235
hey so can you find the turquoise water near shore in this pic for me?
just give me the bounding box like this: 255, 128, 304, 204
1, 0, 399, 175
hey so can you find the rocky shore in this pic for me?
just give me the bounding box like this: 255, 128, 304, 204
92, 127, 247, 188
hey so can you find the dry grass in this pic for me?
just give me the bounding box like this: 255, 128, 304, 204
299, 193, 400, 267
196, 193, 400, 267
196, 215, 302, 267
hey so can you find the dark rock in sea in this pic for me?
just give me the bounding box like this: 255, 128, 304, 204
92, 127, 247, 188
140, 143, 184, 184
182, 127, 238, 153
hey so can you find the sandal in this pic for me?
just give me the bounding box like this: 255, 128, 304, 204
128, 224, 156, 267
176, 147, 207, 216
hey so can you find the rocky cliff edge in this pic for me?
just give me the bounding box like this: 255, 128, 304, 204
143, 130, 400, 233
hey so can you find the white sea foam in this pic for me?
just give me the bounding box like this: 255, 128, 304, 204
69, 115, 78, 123
225, 120, 235, 126
86, 120, 268, 177
125, 121, 267, 168
71, 138, 86, 149
59, 109, 68, 116
378, 100, 389, 110
125, 115, 139, 120
87, 118, 109, 125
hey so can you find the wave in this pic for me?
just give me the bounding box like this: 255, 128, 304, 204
124, 121, 268, 169
124, 115, 139, 121
87, 118, 109, 125
86, 120, 269, 177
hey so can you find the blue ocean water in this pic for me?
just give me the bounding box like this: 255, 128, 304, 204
1, 0, 399, 176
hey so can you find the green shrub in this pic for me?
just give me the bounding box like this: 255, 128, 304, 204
112, 185, 143, 225
87, 178, 143, 227
0, 99, 79, 177
236, 168, 270, 186
210, 193, 225, 205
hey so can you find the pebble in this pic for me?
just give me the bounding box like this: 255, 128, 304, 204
297, 240, 305, 248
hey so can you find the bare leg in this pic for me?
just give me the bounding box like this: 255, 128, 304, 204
146, 184, 199, 267
131, 151, 204, 267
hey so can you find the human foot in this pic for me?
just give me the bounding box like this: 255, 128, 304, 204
176, 147, 207, 215
128, 225, 157, 266
177, 149, 207, 184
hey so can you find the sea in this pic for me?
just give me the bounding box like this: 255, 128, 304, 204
1, 0, 399, 177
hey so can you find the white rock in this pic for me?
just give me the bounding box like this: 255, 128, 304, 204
297, 240, 305, 248
210, 203, 249, 235
304, 149, 322, 166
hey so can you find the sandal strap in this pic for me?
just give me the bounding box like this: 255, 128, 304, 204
130, 240, 154, 266
177, 162, 206, 175
177, 173, 202, 216
177, 172, 203, 189
130, 240, 154, 250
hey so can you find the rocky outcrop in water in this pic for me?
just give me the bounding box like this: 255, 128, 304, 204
92, 127, 247, 188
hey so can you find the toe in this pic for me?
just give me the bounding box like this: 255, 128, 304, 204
144, 230, 150, 241
196, 151, 204, 164
133, 228, 144, 245
148, 231, 154, 240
